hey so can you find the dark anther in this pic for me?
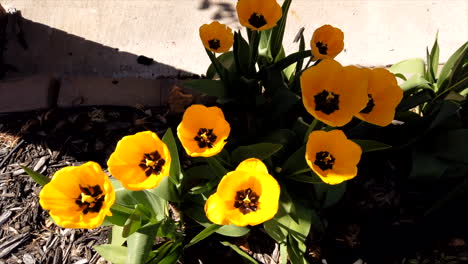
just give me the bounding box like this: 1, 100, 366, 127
208, 39, 221, 50
194, 128, 217, 148
248, 12, 267, 29
314, 151, 336, 171
316, 41, 328, 55
139, 151, 166, 177
75, 185, 105, 215
314, 90, 340, 115
234, 188, 259, 215
360, 94, 375, 114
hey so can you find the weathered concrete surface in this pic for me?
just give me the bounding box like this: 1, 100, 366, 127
1, 0, 467, 78
57, 77, 179, 108
0, 75, 55, 112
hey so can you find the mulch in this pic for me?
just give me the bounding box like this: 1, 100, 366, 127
0, 106, 172, 264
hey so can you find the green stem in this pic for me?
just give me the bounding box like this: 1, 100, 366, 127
205, 48, 226, 82
274, 50, 312, 71
111, 203, 135, 215
285, 168, 312, 178
248, 30, 261, 75
431, 75, 468, 102
303, 118, 319, 143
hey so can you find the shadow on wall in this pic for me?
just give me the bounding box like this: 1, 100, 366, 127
199, 0, 237, 24
2, 12, 196, 80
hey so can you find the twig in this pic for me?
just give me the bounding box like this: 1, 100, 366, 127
0, 139, 25, 169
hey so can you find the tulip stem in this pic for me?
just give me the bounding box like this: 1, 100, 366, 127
247, 29, 260, 75
303, 118, 319, 143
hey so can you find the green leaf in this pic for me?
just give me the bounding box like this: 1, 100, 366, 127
111, 179, 167, 223
270, 0, 292, 60
206, 156, 228, 178
216, 225, 250, 237
206, 51, 235, 79
258, 29, 273, 64
281, 146, 307, 175
220, 241, 259, 264
162, 128, 183, 186
314, 182, 347, 208
389, 58, 425, 76
154, 242, 182, 264
94, 245, 128, 264
397, 88, 434, 111
287, 234, 308, 264
185, 224, 221, 248
126, 223, 159, 264
273, 50, 312, 71
231, 143, 283, 165
352, 139, 392, 152
183, 79, 226, 98
400, 74, 432, 91
437, 42, 468, 91
122, 204, 153, 238
151, 176, 180, 202
426, 33, 440, 84
21, 166, 50, 186
110, 225, 127, 246
263, 200, 312, 243
234, 31, 251, 75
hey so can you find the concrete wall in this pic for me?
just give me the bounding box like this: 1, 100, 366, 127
2, 0, 467, 78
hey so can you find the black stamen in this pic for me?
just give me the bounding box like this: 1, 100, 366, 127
234, 188, 260, 215
139, 151, 166, 177
360, 94, 375, 114
75, 185, 106, 215
248, 13, 267, 29
314, 90, 340, 115
314, 151, 336, 171
208, 39, 221, 50
316, 41, 328, 55
194, 128, 217, 148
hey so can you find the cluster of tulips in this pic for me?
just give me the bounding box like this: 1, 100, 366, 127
38, 0, 403, 245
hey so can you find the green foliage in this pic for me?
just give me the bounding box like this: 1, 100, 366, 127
21, 166, 50, 186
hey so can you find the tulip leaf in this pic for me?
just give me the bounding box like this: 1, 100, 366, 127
287, 234, 308, 264
162, 128, 183, 186
94, 245, 128, 264
231, 143, 283, 165
206, 156, 228, 178
425, 34, 440, 84
258, 29, 273, 64
111, 179, 168, 221
183, 79, 227, 98
21, 166, 50, 186
437, 42, 468, 92
151, 175, 180, 202
270, 0, 292, 61
126, 223, 160, 264
389, 58, 425, 76
183, 200, 250, 237
110, 225, 127, 246
148, 241, 182, 264
220, 241, 259, 264
185, 224, 221, 248
264, 200, 312, 243
281, 146, 308, 175
352, 139, 392, 152
399, 73, 432, 91
397, 88, 434, 111
206, 51, 235, 79
314, 182, 347, 208
234, 31, 250, 75
122, 204, 153, 238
